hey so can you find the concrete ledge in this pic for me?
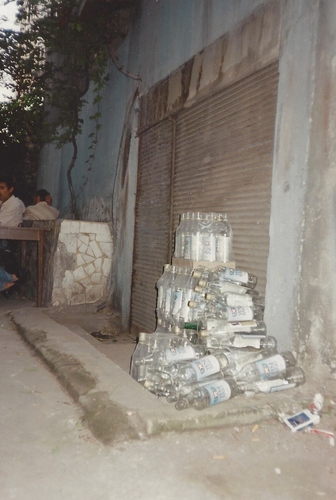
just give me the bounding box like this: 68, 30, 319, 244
10, 308, 312, 445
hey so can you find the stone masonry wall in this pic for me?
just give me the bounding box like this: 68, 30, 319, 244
52, 220, 113, 306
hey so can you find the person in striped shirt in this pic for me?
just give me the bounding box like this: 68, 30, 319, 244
23, 189, 59, 221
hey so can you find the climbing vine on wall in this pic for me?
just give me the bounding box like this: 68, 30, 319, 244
0, 0, 140, 218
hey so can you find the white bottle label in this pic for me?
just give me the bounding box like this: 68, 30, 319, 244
180, 289, 192, 320
216, 235, 231, 263
226, 306, 253, 322
202, 234, 216, 261
227, 320, 258, 333
233, 336, 261, 349
165, 345, 196, 363
205, 379, 232, 405
225, 293, 253, 307
190, 355, 221, 380
172, 289, 183, 315
221, 268, 248, 284
255, 354, 287, 379
255, 379, 295, 393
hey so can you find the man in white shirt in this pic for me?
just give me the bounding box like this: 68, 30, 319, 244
23, 189, 59, 221
0, 176, 25, 227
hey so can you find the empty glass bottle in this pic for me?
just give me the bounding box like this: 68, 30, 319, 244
175, 377, 241, 410
215, 213, 234, 263
166, 351, 230, 384
134, 343, 206, 368
229, 350, 297, 383
239, 366, 306, 394
209, 266, 258, 289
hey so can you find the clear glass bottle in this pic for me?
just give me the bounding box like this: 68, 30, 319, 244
130, 332, 149, 382
170, 267, 190, 326
134, 343, 206, 368
162, 265, 177, 329
166, 351, 230, 384
230, 350, 297, 383
199, 213, 217, 262
200, 331, 277, 350
174, 213, 187, 258
175, 377, 241, 410
216, 213, 234, 263
183, 212, 193, 260
210, 266, 258, 289
239, 366, 305, 394
205, 289, 254, 307
156, 264, 172, 329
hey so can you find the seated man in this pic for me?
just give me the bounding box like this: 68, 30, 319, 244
23, 189, 59, 221
0, 175, 25, 227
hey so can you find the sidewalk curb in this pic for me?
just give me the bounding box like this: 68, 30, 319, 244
10, 308, 311, 445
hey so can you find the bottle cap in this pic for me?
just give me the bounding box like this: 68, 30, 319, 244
199, 330, 209, 337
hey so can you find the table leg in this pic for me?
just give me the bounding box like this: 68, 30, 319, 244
37, 233, 44, 307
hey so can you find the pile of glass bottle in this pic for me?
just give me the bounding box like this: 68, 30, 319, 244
130, 213, 305, 411
174, 211, 233, 262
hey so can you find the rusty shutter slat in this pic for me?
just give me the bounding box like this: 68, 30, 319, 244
173, 62, 279, 294
131, 120, 173, 332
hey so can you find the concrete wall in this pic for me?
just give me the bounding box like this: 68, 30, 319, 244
265, 0, 336, 380
39, 0, 336, 376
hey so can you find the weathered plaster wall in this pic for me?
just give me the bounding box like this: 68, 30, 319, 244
296, 0, 336, 378
265, 0, 319, 350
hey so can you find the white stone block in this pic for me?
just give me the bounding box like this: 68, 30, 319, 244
79, 277, 91, 286
76, 254, 85, 266
85, 284, 104, 303
61, 220, 80, 234
89, 240, 102, 258
73, 266, 86, 281
83, 254, 95, 263
78, 234, 90, 246
95, 224, 112, 242
94, 258, 102, 272
99, 242, 113, 258
78, 242, 88, 254
84, 263, 95, 276
70, 294, 86, 305
62, 270, 74, 289
86, 245, 95, 257
52, 287, 66, 303
80, 221, 97, 233
58, 233, 78, 253
89, 234, 95, 241
91, 272, 102, 284
102, 257, 112, 277
73, 282, 84, 293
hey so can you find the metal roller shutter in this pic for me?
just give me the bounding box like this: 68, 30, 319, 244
131, 120, 173, 332
173, 62, 279, 294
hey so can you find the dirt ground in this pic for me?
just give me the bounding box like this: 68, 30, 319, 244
2, 297, 336, 499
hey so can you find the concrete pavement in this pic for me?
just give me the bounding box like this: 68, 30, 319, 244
3, 298, 324, 446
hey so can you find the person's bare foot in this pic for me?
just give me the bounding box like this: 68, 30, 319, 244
2, 282, 15, 291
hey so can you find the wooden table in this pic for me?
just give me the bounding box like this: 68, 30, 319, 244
0, 227, 49, 307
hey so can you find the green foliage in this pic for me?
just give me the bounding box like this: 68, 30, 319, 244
0, 0, 135, 218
